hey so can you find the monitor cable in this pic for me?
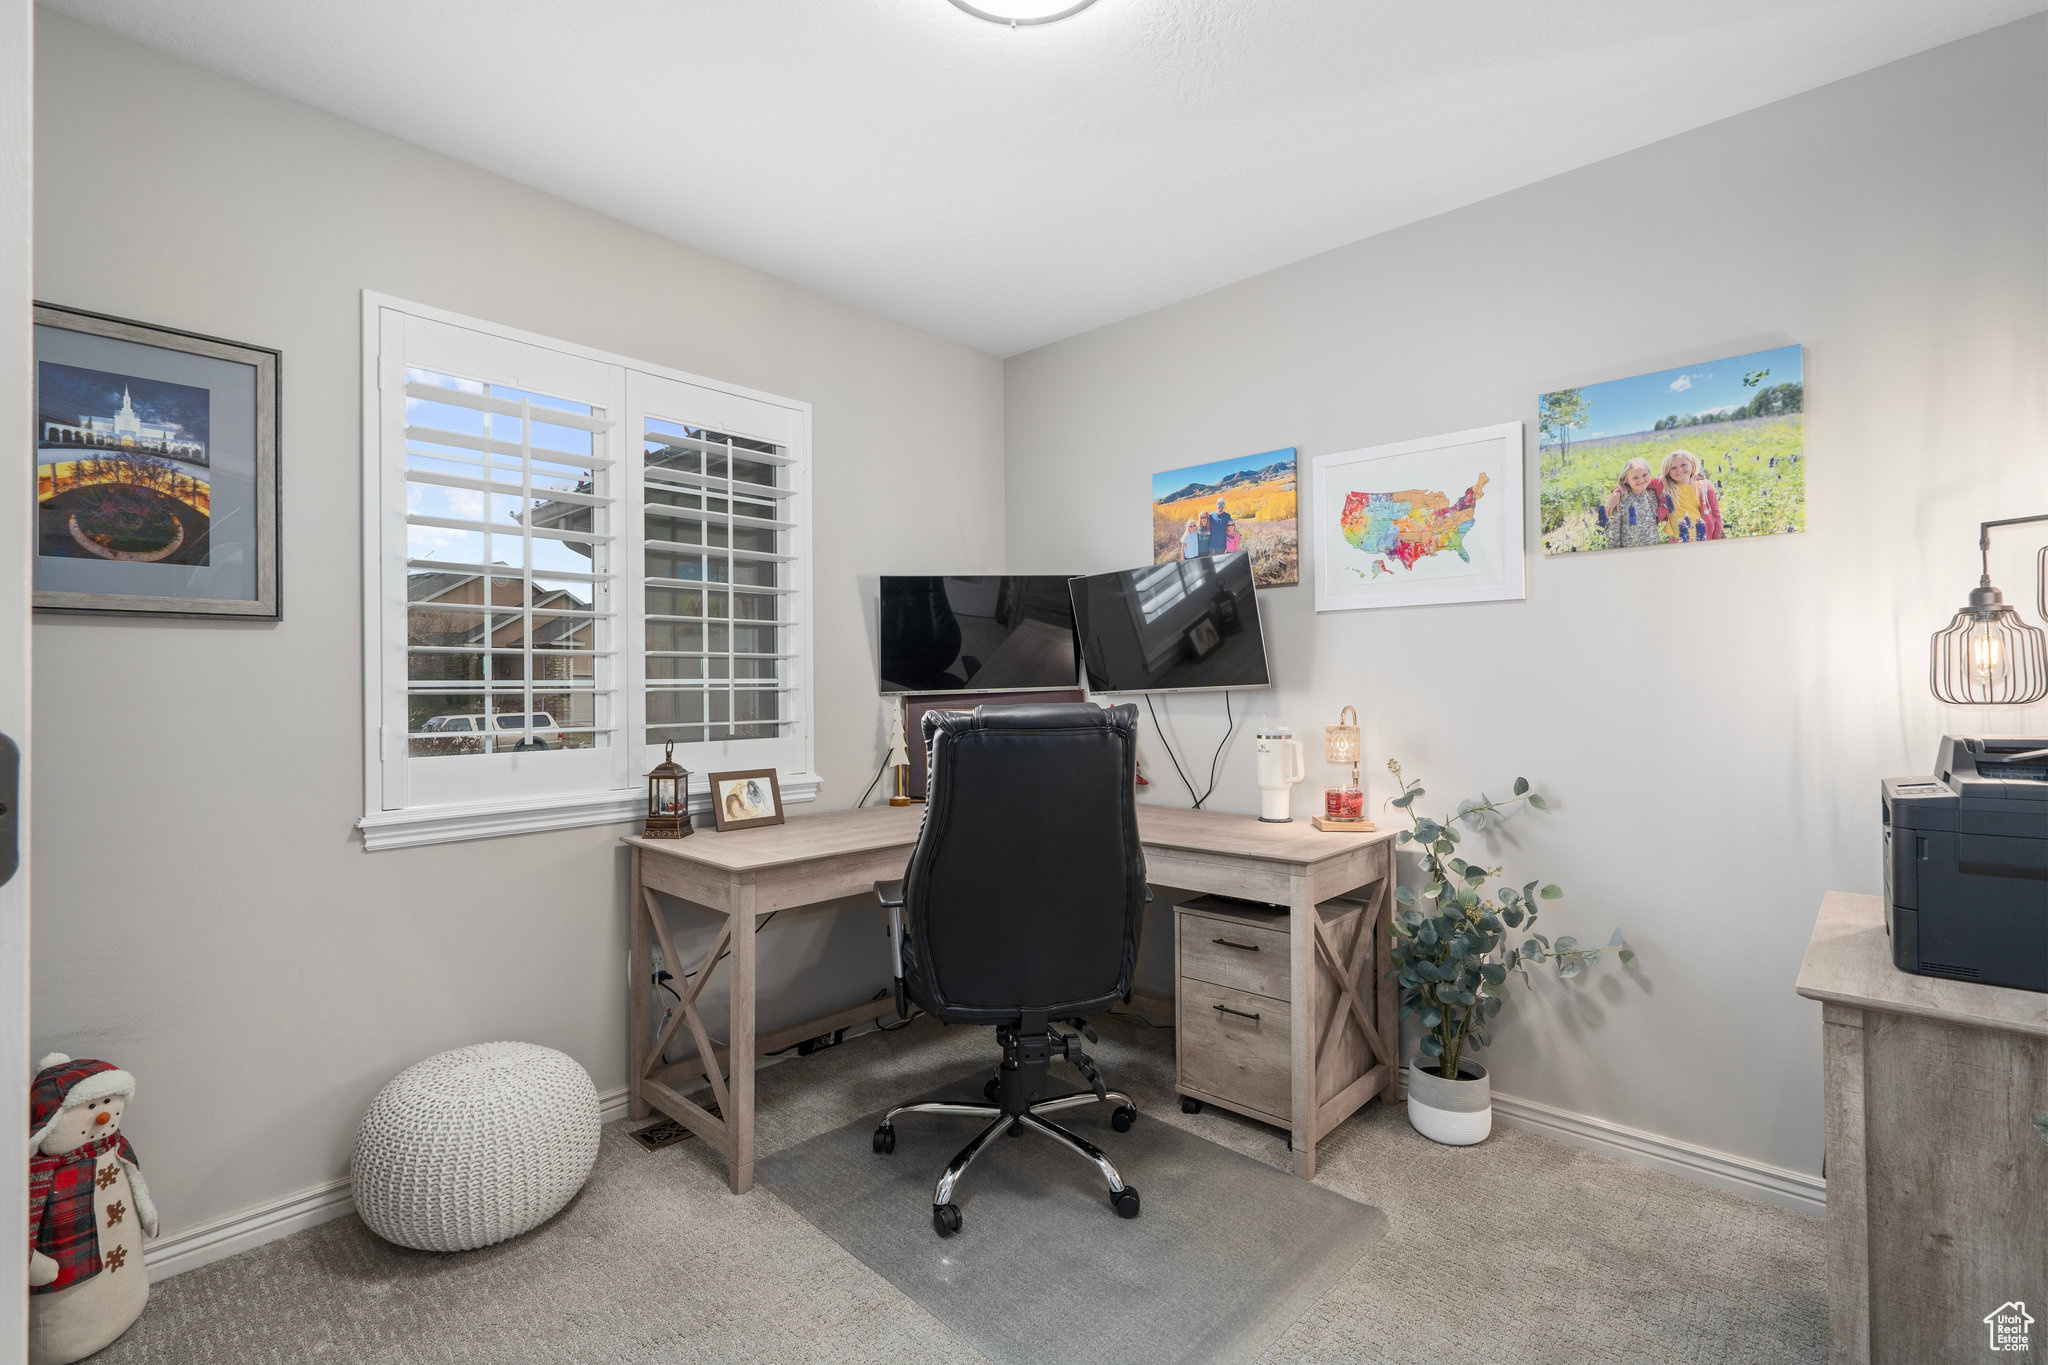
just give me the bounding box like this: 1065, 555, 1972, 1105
856, 751, 891, 807
1144, 694, 1201, 808
1146, 691, 1240, 811
1197, 691, 1239, 810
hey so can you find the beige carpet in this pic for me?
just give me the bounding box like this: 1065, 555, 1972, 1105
97, 1016, 1826, 1363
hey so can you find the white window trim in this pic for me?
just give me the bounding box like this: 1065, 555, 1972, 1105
358, 292, 817, 851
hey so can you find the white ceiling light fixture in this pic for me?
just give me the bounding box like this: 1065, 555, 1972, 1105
947, 0, 1099, 27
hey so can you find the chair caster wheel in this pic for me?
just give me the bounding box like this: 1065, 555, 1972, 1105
873, 1124, 895, 1155
1112, 1106, 1136, 1133
933, 1203, 963, 1238
1180, 1096, 1202, 1114
983, 1076, 1001, 1102
1111, 1186, 1141, 1219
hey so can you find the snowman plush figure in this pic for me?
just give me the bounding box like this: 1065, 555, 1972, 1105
27, 1054, 158, 1365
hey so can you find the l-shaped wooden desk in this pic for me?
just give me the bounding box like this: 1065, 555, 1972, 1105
624, 803, 1396, 1193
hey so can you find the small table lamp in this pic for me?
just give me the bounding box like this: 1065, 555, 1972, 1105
1930, 514, 2048, 705
1313, 705, 1374, 833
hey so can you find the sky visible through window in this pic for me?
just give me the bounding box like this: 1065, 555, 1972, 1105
403, 368, 599, 583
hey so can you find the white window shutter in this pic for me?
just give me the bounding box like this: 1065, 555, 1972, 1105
360, 297, 813, 848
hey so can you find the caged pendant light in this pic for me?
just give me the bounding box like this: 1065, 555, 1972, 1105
1930, 514, 2048, 705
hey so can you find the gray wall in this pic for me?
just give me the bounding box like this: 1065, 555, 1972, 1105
30, 10, 1004, 1235
1006, 19, 2048, 1178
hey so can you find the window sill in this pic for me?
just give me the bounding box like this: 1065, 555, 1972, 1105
358, 775, 822, 852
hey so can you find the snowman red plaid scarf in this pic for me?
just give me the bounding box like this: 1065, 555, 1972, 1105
28, 1131, 142, 1292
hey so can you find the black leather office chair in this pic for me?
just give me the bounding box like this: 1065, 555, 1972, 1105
873, 701, 1148, 1239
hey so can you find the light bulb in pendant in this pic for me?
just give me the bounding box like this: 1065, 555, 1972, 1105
1970, 626, 2005, 687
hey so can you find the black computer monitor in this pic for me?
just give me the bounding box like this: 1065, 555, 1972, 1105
878, 575, 1081, 693
1068, 552, 1271, 694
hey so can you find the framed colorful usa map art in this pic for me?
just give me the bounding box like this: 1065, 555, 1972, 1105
1310, 422, 1525, 613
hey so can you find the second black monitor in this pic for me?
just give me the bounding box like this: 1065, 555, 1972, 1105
1068, 551, 1270, 694
878, 575, 1081, 693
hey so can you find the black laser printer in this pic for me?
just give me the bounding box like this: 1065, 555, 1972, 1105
1883, 736, 2048, 992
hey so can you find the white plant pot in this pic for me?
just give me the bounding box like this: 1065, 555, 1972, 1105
1405, 1060, 1492, 1146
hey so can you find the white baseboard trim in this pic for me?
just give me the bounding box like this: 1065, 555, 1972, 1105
1489, 1089, 1826, 1218
148, 1086, 635, 1282
144, 1177, 354, 1283
146, 1076, 1824, 1283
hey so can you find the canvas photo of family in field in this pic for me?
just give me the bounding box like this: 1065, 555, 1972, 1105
1539, 344, 1805, 556
1151, 447, 1298, 587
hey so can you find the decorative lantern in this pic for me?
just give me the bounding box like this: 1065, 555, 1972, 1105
1313, 704, 1374, 833
644, 742, 692, 839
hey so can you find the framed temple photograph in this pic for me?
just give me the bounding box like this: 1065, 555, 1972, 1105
707, 769, 785, 832
33, 304, 280, 618
1310, 422, 1526, 613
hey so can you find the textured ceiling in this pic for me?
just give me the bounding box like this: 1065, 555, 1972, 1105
43, 0, 2047, 355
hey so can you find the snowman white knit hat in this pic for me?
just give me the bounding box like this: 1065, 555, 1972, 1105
29, 1052, 138, 1151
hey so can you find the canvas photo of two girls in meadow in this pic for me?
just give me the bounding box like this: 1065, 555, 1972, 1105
1538, 344, 1805, 556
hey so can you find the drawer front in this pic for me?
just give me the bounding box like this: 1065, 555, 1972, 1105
1178, 912, 1291, 1001
1179, 977, 1291, 1120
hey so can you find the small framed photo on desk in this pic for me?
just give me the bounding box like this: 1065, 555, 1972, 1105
707, 769, 784, 832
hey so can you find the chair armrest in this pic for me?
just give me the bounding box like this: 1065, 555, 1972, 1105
875, 879, 905, 908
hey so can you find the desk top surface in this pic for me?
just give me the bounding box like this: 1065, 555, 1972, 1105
1795, 890, 2048, 1038
623, 801, 1391, 874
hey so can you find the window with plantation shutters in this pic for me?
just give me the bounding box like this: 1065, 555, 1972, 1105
360, 297, 814, 850
401, 375, 617, 754
634, 373, 802, 751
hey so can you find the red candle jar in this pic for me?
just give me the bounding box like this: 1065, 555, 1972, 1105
1325, 786, 1346, 817
1342, 786, 1365, 819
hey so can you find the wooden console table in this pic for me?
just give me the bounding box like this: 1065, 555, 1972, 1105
1796, 891, 2048, 1364
625, 803, 1395, 1193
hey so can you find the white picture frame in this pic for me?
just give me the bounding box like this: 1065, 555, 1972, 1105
1311, 421, 1526, 613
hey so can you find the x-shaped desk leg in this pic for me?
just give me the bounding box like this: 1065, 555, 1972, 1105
643, 888, 734, 1121
1314, 908, 1391, 1078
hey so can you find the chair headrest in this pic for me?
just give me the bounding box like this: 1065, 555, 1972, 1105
924, 701, 1133, 740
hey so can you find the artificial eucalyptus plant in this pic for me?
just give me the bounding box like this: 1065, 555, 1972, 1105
1385, 759, 1633, 1081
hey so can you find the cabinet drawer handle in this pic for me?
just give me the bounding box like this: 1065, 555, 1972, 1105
1212, 938, 1260, 952
1212, 1003, 1261, 1022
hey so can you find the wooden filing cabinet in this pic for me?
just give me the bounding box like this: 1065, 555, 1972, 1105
1797, 892, 2048, 1364
1174, 894, 1379, 1133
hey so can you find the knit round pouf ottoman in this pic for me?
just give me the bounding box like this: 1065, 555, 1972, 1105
352, 1042, 602, 1252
